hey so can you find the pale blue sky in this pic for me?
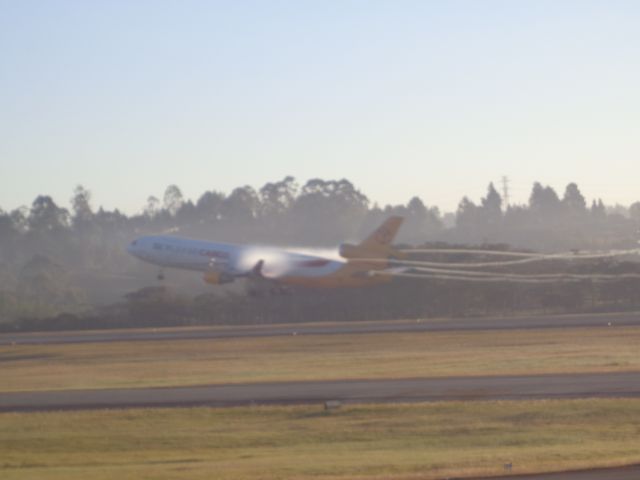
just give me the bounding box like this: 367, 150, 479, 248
2, 0, 639, 214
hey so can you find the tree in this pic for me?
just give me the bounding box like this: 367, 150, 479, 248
71, 185, 93, 227
482, 183, 502, 213
591, 199, 606, 219
196, 191, 225, 221
529, 182, 560, 214
481, 182, 503, 226
163, 185, 184, 216
456, 197, 478, 229
175, 200, 199, 227
453, 185, 503, 242
222, 186, 260, 223
28, 196, 69, 233
10, 207, 28, 234
630, 202, 640, 224
144, 196, 161, 218
562, 183, 587, 213
396, 196, 442, 244
291, 179, 369, 245
259, 176, 298, 218
0, 211, 19, 261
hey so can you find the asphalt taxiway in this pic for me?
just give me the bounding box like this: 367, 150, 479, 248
471, 464, 640, 479
1, 371, 639, 412
2, 311, 639, 346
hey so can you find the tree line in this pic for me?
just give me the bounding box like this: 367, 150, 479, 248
1, 177, 640, 330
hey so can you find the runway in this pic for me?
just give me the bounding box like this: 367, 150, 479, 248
4, 316, 640, 479
2, 371, 640, 412
2, 311, 640, 345
471, 464, 640, 479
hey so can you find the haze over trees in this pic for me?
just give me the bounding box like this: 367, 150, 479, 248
1, 177, 639, 329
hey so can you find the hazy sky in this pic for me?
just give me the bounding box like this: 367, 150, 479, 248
2, 0, 639, 214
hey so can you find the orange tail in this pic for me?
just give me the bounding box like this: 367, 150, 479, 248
359, 216, 404, 250
339, 216, 406, 260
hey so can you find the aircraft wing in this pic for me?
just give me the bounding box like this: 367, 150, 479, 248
202, 258, 244, 285
207, 258, 232, 272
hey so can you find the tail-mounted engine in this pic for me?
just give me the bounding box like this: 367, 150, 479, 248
339, 243, 368, 259
339, 243, 406, 260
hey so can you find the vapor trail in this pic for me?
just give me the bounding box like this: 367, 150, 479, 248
352, 249, 640, 269
411, 266, 640, 281
373, 270, 640, 284
400, 248, 546, 257
371, 271, 579, 283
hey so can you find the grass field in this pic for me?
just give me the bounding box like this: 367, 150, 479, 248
2, 326, 640, 392
2, 399, 640, 480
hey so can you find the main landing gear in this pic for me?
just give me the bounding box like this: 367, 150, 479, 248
247, 285, 291, 297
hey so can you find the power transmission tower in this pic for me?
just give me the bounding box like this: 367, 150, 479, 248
501, 176, 510, 208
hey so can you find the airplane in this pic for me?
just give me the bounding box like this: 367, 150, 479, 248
127, 216, 406, 288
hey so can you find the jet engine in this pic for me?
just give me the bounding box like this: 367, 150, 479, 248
339, 243, 367, 259
339, 243, 407, 260
202, 271, 235, 285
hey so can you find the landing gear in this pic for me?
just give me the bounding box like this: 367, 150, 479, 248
270, 286, 290, 296
247, 284, 290, 297
157, 270, 165, 281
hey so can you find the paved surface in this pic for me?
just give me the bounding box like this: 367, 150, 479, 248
4, 315, 640, 479
469, 464, 640, 479
2, 371, 640, 412
2, 311, 639, 346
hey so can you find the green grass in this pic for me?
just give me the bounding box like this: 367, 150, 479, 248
1, 399, 640, 479
2, 326, 640, 392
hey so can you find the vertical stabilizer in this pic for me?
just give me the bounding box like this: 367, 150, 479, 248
359, 216, 404, 250
339, 216, 405, 260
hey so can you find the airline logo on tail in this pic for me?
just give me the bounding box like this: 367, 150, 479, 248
364, 216, 403, 247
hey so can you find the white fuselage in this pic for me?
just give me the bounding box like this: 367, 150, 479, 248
127, 235, 345, 280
